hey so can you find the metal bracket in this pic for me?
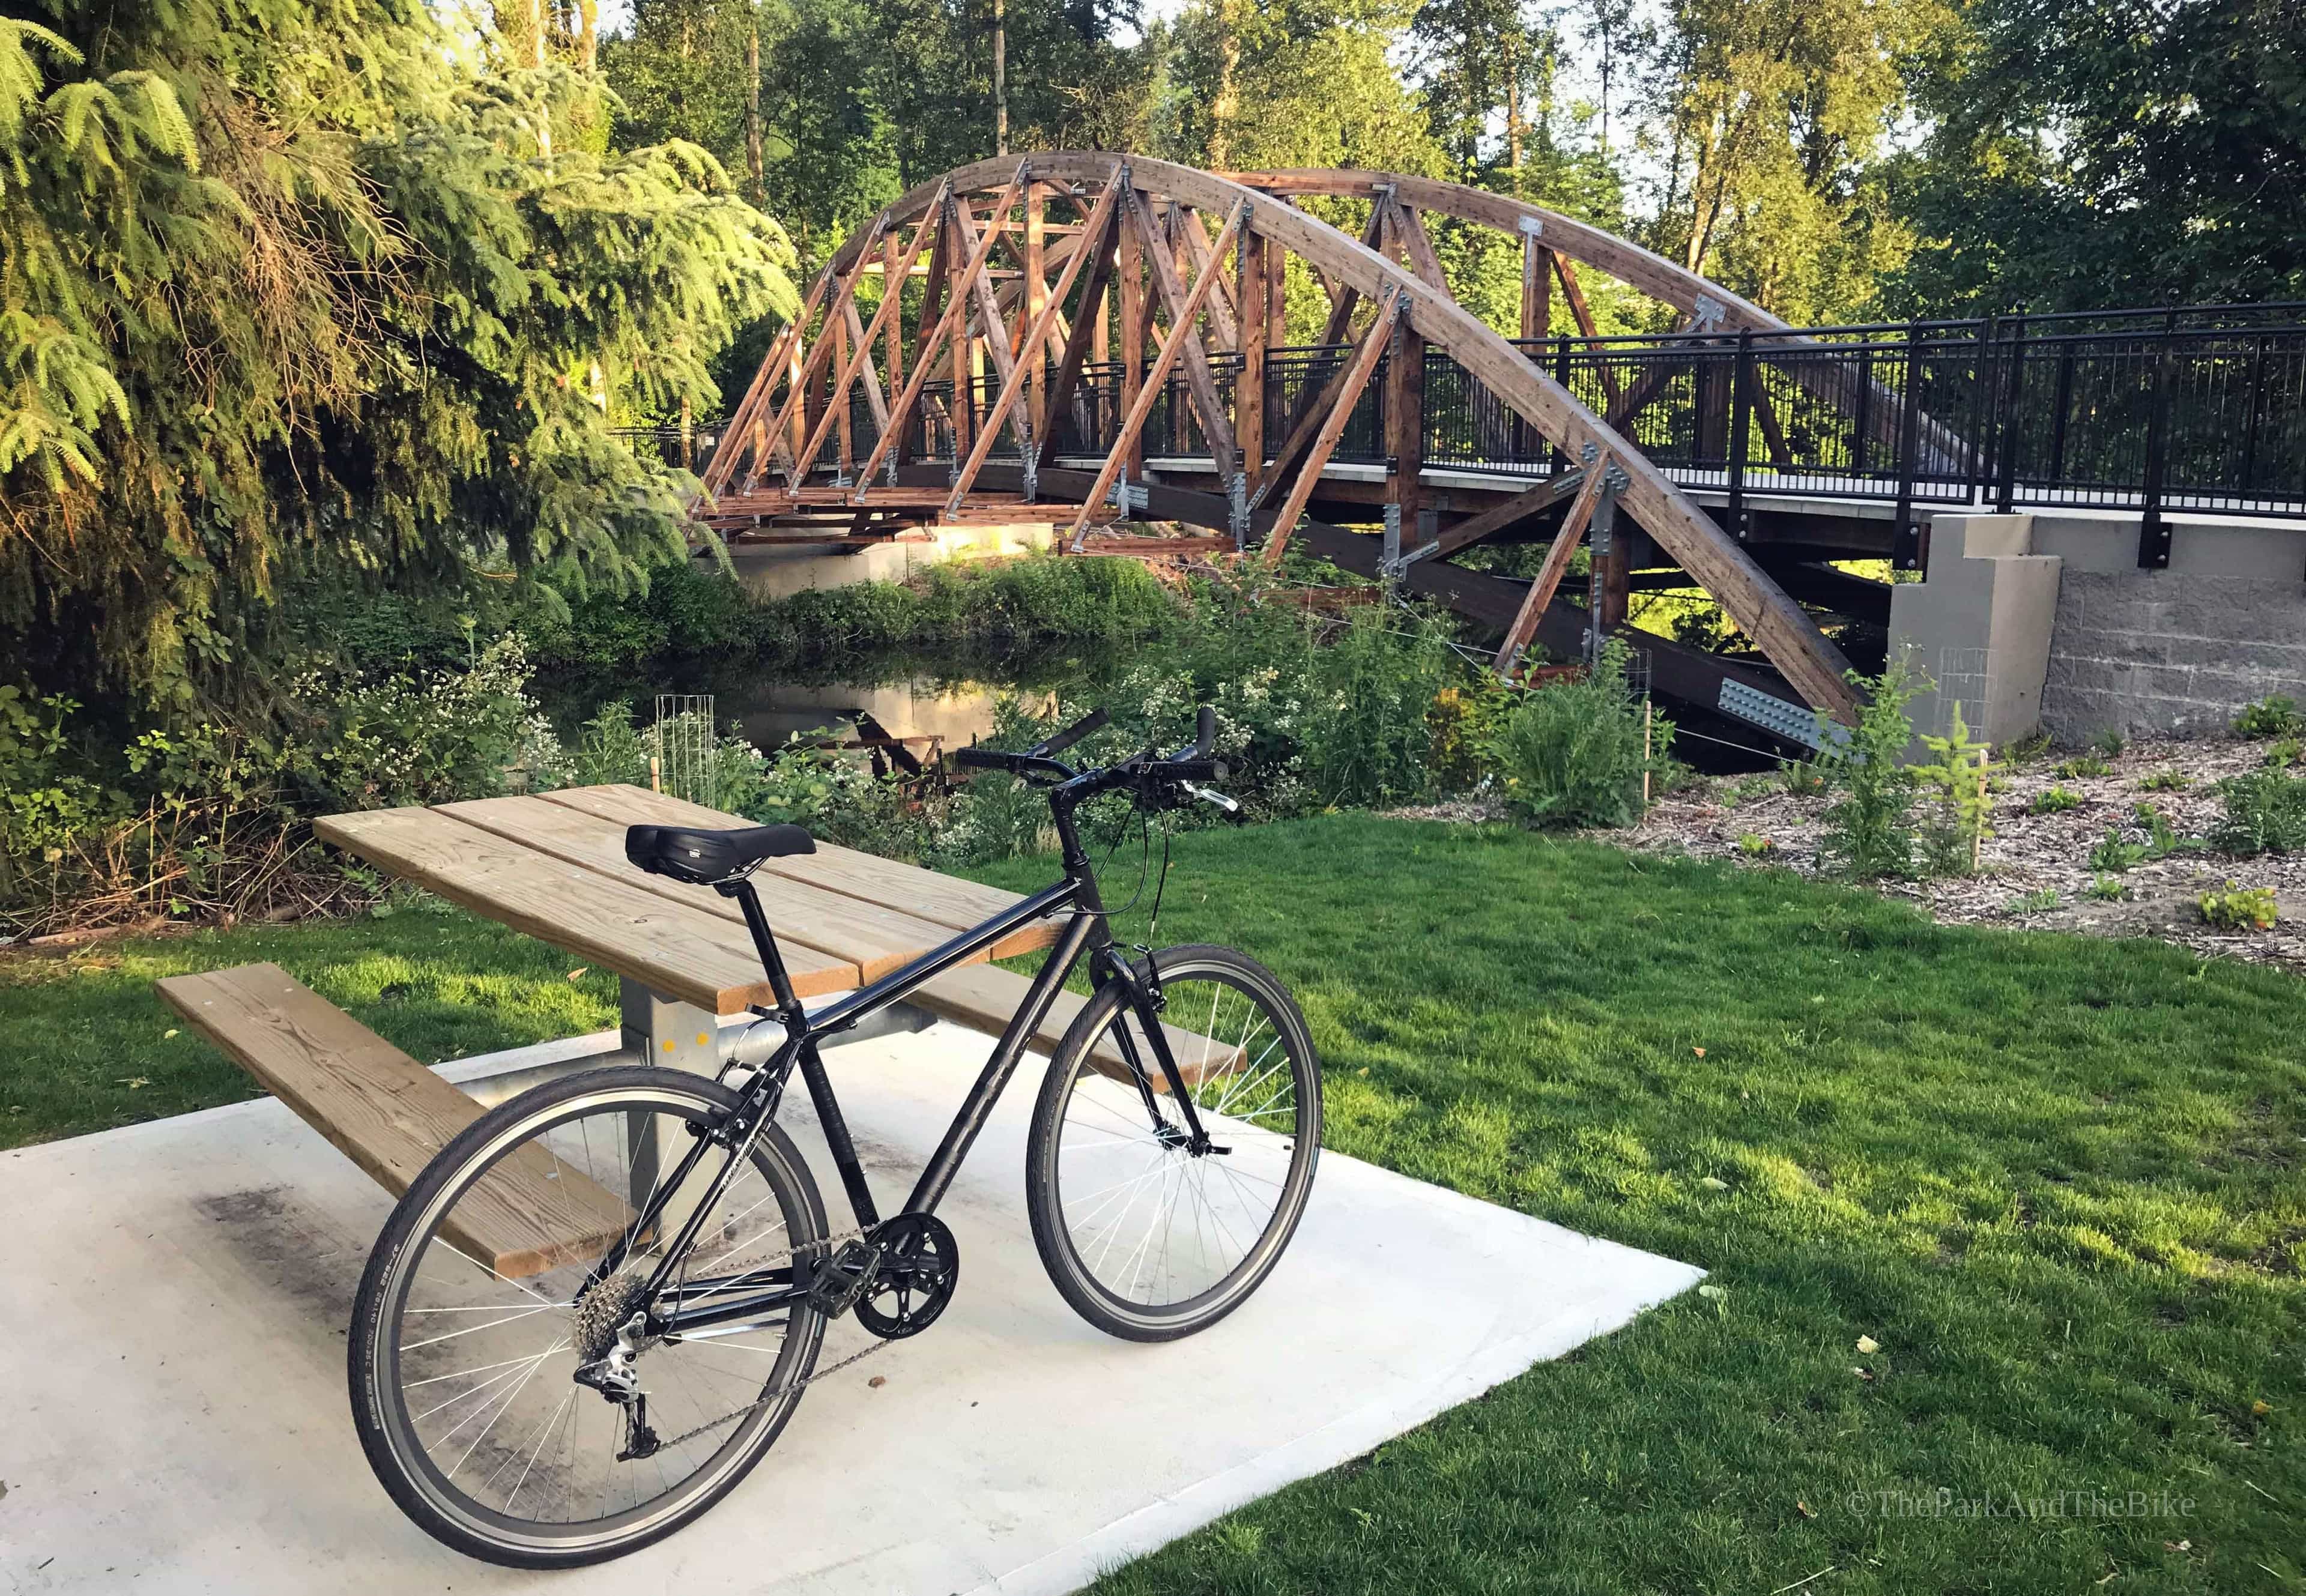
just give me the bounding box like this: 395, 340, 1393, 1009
1227, 473, 1249, 546
1108, 469, 1149, 516
1717, 679, 1848, 750
1516, 214, 1545, 238
1692, 294, 1728, 332
1021, 448, 1038, 503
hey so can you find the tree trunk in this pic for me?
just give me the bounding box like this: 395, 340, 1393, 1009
746, 22, 766, 203
993, 0, 1009, 155
1210, 0, 1239, 169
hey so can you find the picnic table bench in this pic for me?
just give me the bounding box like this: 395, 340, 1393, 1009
157, 783, 1230, 1277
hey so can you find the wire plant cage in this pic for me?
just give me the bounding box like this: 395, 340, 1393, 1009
651, 694, 717, 805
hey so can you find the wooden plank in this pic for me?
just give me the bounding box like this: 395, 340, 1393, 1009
313, 808, 855, 1011
1237, 229, 1267, 486
910, 962, 1241, 1091
435, 796, 991, 981
1494, 453, 1612, 672
1387, 308, 1427, 544
538, 785, 1058, 960
1519, 236, 1549, 339
157, 964, 631, 1278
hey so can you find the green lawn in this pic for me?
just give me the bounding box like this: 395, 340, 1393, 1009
5, 815, 2301, 1592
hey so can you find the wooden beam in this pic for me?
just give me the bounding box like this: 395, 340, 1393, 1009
787, 204, 942, 487
1125, 186, 1241, 494
1237, 229, 1268, 486
949, 171, 1124, 512
1385, 306, 1426, 546
849, 173, 1023, 495
1519, 236, 1550, 340
1426, 469, 1587, 561
1025, 181, 1048, 432
1172, 203, 1240, 352
1263, 286, 1402, 566
882, 232, 904, 393
1384, 195, 1449, 291
1494, 455, 1611, 673
1036, 204, 1125, 472
1551, 252, 1624, 409
754, 214, 891, 490
703, 262, 832, 498
1065, 197, 1249, 545
1118, 201, 1146, 479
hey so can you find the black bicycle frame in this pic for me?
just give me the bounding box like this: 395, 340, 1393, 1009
637, 772, 1210, 1340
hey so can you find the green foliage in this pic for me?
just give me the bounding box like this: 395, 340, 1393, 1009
1813, 662, 1923, 878
1888, 0, 2304, 312
2086, 826, 2147, 875
2090, 727, 2126, 758
1, 3, 796, 712
2005, 885, 2059, 914
2084, 874, 2127, 902
1735, 832, 1775, 857
288, 639, 561, 811
2235, 696, 2306, 739
1913, 701, 1993, 875
1486, 639, 1670, 829
2053, 754, 2109, 780
2199, 883, 2280, 931
2212, 769, 2306, 857
528, 554, 1181, 682
2265, 737, 2303, 770
2028, 785, 2081, 815
2137, 769, 2192, 793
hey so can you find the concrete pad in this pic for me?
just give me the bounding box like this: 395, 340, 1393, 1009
0, 1023, 1701, 1595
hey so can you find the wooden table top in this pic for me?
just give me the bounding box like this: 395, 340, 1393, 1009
314, 784, 1059, 1015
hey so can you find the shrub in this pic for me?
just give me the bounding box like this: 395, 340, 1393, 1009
289, 636, 561, 811
2138, 769, 2193, 792
1486, 639, 1671, 829
2091, 728, 2127, 759
2055, 754, 2110, 780
1814, 662, 1926, 878
2199, 883, 2279, 930
2234, 696, 2305, 738
2265, 738, 2302, 769
2085, 874, 2129, 901
2212, 769, 2306, 855
1736, 832, 1776, 857
2030, 786, 2083, 815
2006, 886, 2060, 914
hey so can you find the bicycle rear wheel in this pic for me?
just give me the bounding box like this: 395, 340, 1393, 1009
1024, 945, 1321, 1341
348, 1065, 827, 1568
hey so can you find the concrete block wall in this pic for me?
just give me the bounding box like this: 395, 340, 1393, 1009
2040, 571, 2306, 739
1887, 510, 2306, 748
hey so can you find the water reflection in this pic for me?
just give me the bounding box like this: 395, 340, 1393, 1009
711, 674, 1059, 757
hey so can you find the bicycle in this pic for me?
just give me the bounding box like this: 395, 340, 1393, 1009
348, 706, 1323, 1567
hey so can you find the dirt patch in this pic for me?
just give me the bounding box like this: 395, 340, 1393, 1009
1388, 733, 2306, 972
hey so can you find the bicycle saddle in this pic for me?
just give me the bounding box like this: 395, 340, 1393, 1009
624, 823, 815, 886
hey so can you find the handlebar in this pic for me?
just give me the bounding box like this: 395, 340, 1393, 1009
951, 705, 1235, 811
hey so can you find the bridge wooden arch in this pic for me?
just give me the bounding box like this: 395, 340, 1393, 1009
701, 153, 1860, 721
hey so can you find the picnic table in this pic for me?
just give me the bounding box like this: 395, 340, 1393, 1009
154, 784, 1091, 1275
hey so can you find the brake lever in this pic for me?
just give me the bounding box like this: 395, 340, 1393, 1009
1181, 782, 1242, 820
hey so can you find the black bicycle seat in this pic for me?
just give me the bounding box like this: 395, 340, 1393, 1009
625, 823, 815, 886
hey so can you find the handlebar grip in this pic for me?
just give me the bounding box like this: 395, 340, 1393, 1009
1194, 704, 1215, 760
1164, 758, 1228, 782
1032, 707, 1110, 758
952, 746, 1012, 770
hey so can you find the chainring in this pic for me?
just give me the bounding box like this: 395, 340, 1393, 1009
853, 1214, 960, 1340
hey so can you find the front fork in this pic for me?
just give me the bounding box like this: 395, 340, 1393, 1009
1090, 943, 1218, 1152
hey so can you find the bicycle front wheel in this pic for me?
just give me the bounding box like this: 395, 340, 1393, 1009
1025, 945, 1321, 1341
348, 1065, 828, 1568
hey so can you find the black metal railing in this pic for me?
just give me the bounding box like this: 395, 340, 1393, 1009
648, 302, 2306, 563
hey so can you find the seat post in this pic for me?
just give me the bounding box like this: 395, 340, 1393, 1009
722, 877, 802, 1017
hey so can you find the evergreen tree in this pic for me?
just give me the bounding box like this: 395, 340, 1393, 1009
0, 2, 796, 712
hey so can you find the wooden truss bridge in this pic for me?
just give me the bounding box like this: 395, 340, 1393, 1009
691, 152, 2306, 737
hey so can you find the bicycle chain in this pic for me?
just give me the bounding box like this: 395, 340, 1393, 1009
642, 1219, 898, 1454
